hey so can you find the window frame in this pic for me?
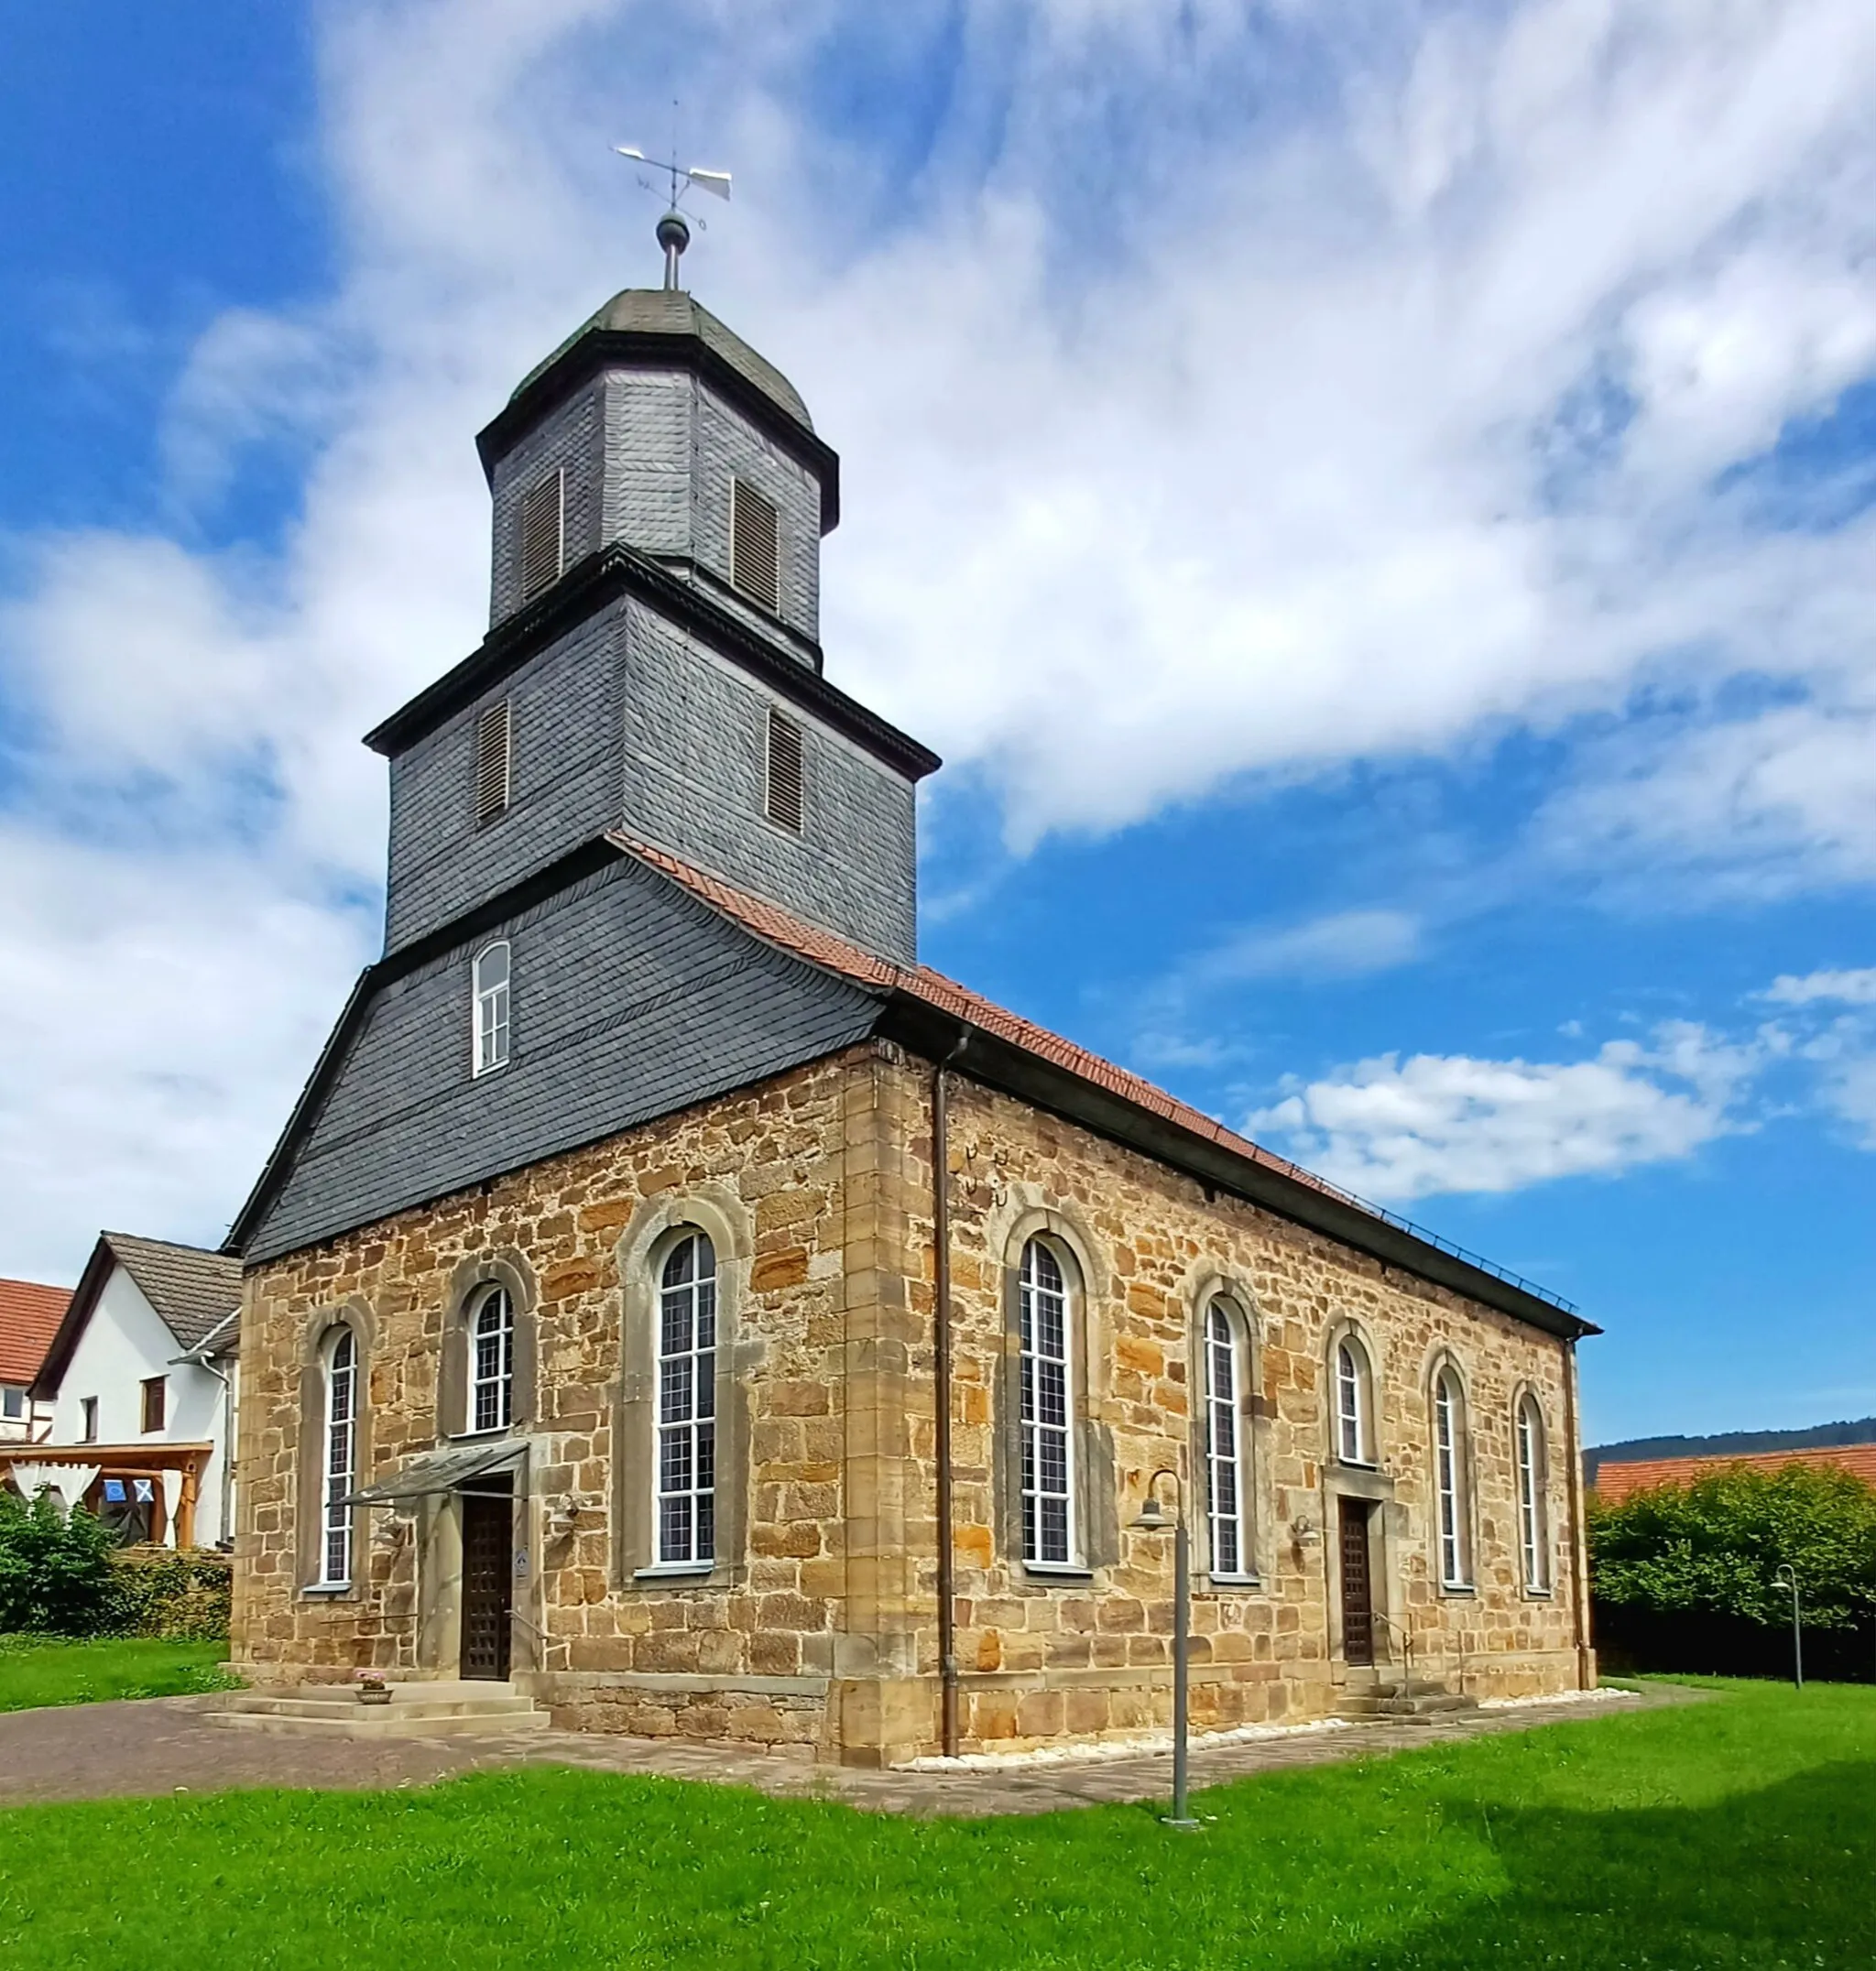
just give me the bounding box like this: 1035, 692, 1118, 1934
729, 477, 780, 614
1203, 1300, 1255, 1583
474, 698, 512, 828
320, 1328, 358, 1590
466, 1286, 516, 1435
2, 1385, 27, 1421
139, 1376, 166, 1434
1516, 1393, 1552, 1595
1019, 1236, 1080, 1571
1333, 1335, 1376, 1468
80, 1396, 99, 1443
649, 1229, 718, 1574
518, 467, 565, 601
1433, 1365, 1473, 1591
472, 940, 511, 1077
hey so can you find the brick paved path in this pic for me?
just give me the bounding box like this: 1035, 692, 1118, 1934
0, 1686, 1688, 1818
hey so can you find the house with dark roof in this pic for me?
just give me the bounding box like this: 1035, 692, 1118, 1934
2, 1234, 241, 1547
223, 252, 1598, 1764
0, 1275, 68, 1444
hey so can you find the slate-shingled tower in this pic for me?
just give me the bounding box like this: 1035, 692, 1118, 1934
227, 280, 1595, 1768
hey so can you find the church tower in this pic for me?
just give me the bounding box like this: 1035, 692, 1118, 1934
233, 267, 939, 1265
365, 283, 935, 966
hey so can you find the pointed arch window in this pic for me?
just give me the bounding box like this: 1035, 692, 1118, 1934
1205, 1301, 1251, 1579
468, 1287, 515, 1433
1335, 1337, 1374, 1466
1434, 1367, 1471, 1588
655, 1232, 717, 1568
321, 1329, 357, 1588
1020, 1238, 1076, 1567
1517, 1395, 1550, 1593
473, 941, 510, 1076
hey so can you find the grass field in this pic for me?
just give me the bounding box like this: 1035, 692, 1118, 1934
0, 1635, 239, 1711
2, 1678, 1872, 1968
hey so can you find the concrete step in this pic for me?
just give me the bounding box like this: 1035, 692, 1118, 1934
206, 1680, 551, 1739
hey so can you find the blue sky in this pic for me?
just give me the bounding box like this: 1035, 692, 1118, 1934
2, 1, 1874, 1446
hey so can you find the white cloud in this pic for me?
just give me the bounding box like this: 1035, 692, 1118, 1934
7, 0, 1876, 1268
1248, 1021, 1758, 1202
1763, 967, 1876, 1007
1193, 909, 1425, 985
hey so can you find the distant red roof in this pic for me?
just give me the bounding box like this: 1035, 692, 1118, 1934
1595, 1443, 1876, 1504
0, 1277, 71, 1387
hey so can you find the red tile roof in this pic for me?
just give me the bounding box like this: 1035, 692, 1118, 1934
1594, 1444, 1876, 1504
613, 833, 1391, 1217
0, 1276, 71, 1387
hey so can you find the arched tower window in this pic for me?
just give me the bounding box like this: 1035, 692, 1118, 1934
656, 1232, 717, 1567
1434, 1367, 1471, 1588
321, 1329, 357, 1588
1020, 1238, 1076, 1567
468, 1287, 515, 1433
1517, 1395, 1550, 1592
473, 941, 510, 1076
1334, 1336, 1375, 1466
1205, 1301, 1250, 1578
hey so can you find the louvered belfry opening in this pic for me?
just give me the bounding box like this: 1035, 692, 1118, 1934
730, 478, 780, 614
518, 469, 564, 601
474, 700, 511, 826
765, 709, 804, 833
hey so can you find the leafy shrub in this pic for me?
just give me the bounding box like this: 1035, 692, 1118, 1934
108, 1546, 232, 1641
1590, 1462, 1876, 1631
0, 1490, 119, 1636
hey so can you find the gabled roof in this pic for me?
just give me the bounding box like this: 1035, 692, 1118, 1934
0, 1277, 70, 1387
35, 1233, 241, 1397
605, 834, 1594, 1341
1594, 1444, 1876, 1504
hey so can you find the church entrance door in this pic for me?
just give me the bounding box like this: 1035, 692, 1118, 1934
460, 1490, 513, 1681
1337, 1498, 1375, 1667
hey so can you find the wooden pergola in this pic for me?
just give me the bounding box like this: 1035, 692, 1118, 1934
0, 1442, 213, 1548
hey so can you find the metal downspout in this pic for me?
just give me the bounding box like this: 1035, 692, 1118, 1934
933, 1032, 969, 1758
1561, 1334, 1591, 1688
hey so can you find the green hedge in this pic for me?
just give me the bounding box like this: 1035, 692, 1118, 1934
0, 1490, 230, 1639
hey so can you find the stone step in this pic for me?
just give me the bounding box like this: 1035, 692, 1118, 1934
206, 1680, 551, 1739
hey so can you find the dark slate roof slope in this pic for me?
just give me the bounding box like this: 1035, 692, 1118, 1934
101, 1234, 242, 1350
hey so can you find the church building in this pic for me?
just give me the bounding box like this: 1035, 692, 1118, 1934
226, 246, 1597, 1768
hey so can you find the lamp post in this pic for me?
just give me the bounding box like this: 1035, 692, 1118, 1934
1774, 1564, 1803, 1690
1132, 1467, 1200, 1831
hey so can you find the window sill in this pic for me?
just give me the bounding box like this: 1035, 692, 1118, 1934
301, 1582, 353, 1597
446, 1427, 516, 1443
633, 1563, 717, 1582
1206, 1574, 1261, 1589
1021, 1563, 1095, 1583
1438, 1582, 1478, 1598
1522, 1587, 1555, 1601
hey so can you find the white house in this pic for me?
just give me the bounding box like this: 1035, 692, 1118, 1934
8, 1234, 241, 1548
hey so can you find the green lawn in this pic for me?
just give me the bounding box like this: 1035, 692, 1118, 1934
0, 1635, 239, 1711
2, 1679, 1872, 1967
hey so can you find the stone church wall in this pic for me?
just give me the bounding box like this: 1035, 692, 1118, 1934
233, 1040, 1587, 1767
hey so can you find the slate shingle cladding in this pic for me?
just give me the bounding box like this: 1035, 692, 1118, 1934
241, 854, 884, 1265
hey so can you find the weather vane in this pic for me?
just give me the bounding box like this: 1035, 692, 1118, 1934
613, 114, 731, 291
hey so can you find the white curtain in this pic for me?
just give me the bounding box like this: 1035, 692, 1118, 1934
7, 1462, 100, 1506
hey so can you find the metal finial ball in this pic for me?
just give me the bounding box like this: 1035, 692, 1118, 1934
656, 209, 691, 255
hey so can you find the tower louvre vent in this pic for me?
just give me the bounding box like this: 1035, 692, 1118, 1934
730, 479, 780, 614
765, 708, 804, 833
474, 700, 511, 826
518, 469, 564, 601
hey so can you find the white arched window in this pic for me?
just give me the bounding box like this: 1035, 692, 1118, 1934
1020, 1238, 1076, 1567
656, 1232, 716, 1567
321, 1329, 357, 1587
1334, 1337, 1374, 1465
1205, 1302, 1249, 1578
469, 1287, 514, 1432
1517, 1395, 1549, 1592
1434, 1367, 1470, 1587
473, 941, 510, 1075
